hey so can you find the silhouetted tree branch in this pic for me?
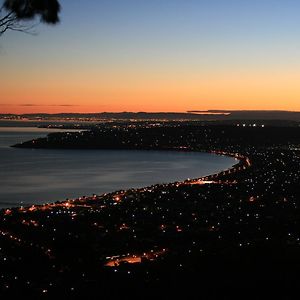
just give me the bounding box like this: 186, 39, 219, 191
0, 0, 60, 36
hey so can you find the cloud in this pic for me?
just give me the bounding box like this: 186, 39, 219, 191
53, 104, 79, 107
19, 104, 80, 107
0, 104, 79, 107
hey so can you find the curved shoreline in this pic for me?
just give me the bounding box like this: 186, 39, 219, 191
7, 127, 253, 210
1, 148, 250, 213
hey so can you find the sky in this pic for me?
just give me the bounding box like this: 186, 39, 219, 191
1, 0, 300, 114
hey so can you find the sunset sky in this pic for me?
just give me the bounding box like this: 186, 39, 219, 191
1, 0, 300, 114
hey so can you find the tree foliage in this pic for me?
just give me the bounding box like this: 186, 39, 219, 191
0, 0, 60, 36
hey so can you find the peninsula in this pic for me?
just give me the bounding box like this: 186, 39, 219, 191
2, 122, 300, 298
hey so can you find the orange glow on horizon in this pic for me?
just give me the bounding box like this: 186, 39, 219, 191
2, 1, 300, 115
1, 68, 300, 114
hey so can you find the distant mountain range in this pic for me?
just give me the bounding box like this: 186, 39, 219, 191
188, 110, 300, 121
1, 110, 300, 122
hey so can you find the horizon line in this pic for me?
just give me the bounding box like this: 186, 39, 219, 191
1, 109, 300, 115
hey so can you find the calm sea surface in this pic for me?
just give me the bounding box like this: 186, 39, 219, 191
0, 127, 236, 208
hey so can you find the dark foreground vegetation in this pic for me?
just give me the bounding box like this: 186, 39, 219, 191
2, 123, 300, 299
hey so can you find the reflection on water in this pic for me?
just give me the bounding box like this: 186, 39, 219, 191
0, 127, 236, 208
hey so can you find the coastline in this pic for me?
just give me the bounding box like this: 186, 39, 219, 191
1, 148, 248, 212
1, 126, 237, 209
4, 123, 251, 212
